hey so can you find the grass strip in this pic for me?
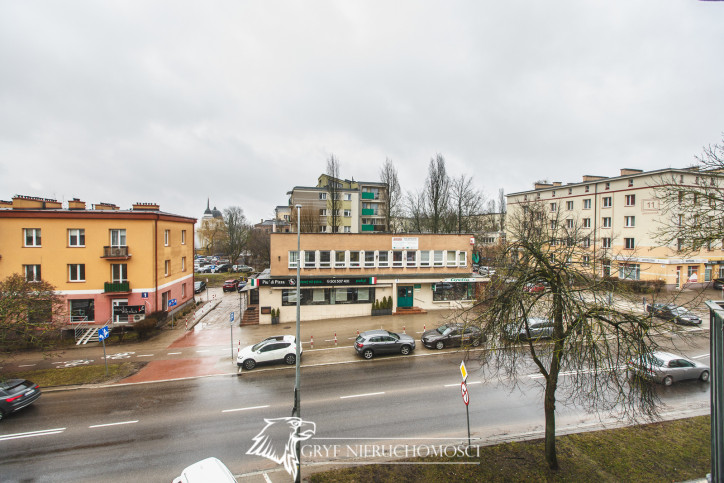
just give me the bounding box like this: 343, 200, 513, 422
309, 415, 710, 482
2, 362, 144, 387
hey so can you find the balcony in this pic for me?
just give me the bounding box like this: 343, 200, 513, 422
361, 192, 376, 200
104, 281, 130, 293
361, 224, 375, 232
102, 246, 131, 259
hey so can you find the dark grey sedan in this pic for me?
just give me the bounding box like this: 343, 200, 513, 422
355, 329, 415, 359
421, 323, 484, 350
504, 317, 554, 341
0, 379, 41, 421
648, 304, 702, 325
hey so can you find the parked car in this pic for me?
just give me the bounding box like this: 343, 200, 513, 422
355, 329, 415, 359
523, 282, 546, 293
197, 265, 215, 273
222, 279, 239, 292
421, 323, 484, 350
173, 457, 237, 483
194, 281, 206, 293
234, 265, 254, 273
216, 264, 232, 273
713, 278, 724, 290
237, 335, 300, 370
647, 304, 702, 325
0, 379, 41, 421
503, 317, 554, 341
627, 351, 709, 386
237, 281, 247, 292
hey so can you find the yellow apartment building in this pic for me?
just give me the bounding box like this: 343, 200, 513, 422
0, 196, 196, 333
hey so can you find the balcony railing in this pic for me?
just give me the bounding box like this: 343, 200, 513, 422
102, 246, 130, 258
104, 281, 130, 293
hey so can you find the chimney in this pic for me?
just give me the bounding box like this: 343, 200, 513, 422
582, 175, 608, 182
0, 200, 12, 209
12, 195, 58, 209
68, 198, 86, 210
552, 182, 562, 187
94, 202, 120, 211
132, 202, 160, 211
534, 182, 553, 190
620, 168, 643, 176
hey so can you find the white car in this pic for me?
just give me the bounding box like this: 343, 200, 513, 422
173, 457, 237, 483
237, 335, 300, 371
627, 351, 710, 386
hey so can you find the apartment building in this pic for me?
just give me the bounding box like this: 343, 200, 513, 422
0, 196, 196, 329
287, 174, 388, 233
506, 168, 724, 288
247, 233, 480, 323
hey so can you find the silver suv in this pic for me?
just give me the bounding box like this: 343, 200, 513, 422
355, 329, 415, 359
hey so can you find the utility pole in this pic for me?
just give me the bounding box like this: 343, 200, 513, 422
293, 204, 302, 483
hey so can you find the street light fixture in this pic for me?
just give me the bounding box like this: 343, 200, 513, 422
293, 203, 302, 483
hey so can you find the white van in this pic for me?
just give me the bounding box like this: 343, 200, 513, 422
173, 457, 237, 483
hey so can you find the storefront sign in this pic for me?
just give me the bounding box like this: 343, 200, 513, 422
444, 278, 477, 283
392, 236, 419, 250
112, 305, 146, 316
255, 277, 377, 287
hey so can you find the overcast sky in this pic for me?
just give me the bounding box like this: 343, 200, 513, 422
1, 2, 723, 224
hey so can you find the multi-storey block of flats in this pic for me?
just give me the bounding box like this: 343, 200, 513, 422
506, 168, 724, 289
0, 195, 196, 334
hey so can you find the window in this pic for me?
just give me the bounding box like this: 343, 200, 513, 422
344, 193, 351, 201
420, 251, 430, 267
343, 226, 351, 233
603, 217, 611, 228
585, 185, 590, 193
677, 238, 684, 251
624, 237, 635, 249
378, 251, 389, 268
625, 216, 635, 227
582, 237, 591, 248
320, 251, 331, 268
69, 299, 94, 323
24, 228, 41, 247
164, 260, 170, 276
406, 251, 416, 267
181, 230, 186, 244
677, 214, 683, 226
392, 250, 403, 267
304, 251, 316, 269
319, 209, 327, 216
289, 251, 299, 268
625, 195, 635, 206
343, 209, 351, 217
182, 283, 186, 298
582, 255, 590, 266
334, 251, 346, 268
433, 282, 475, 302
552, 190, 556, 197
319, 193, 327, 200
111, 264, 127, 283
319, 225, 326, 233
458, 251, 467, 266
583, 218, 591, 228
68, 229, 85, 247
69, 264, 85, 282
602, 237, 611, 249
566, 219, 574, 229
628, 179, 634, 187
181, 257, 186, 272
583, 199, 591, 209
24, 265, 41, 282
364, 251, 375, 268
164, 230, 170, 246
110, 229, 126, 247
550, 220, 557, 229
349, 251, 360, 268
433, 251, 444, 267
619, 264, 640, 280
550, 202, 557, 212
603, 197, 612, 208
568, 188, 572, 195
688, 266, 698, 278
605, 182, 610, 190
566, 201, 573, 210
282, 287, 375, 306
447, 251, 457, 267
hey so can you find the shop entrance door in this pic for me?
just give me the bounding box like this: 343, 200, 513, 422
397, 286, 413, 308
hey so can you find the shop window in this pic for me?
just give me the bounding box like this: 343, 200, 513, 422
619, 264, 640, 280
433, 282, 474, 301
69, 299, 94, 323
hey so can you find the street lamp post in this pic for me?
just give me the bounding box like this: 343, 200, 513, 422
293, 204, 302, 483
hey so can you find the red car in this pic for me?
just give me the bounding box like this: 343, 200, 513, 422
222, 279, 239, 292
523, 283, 546, 293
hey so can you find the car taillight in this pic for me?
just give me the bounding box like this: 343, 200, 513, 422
6, 394, 24, 402
356, 342, 363, 348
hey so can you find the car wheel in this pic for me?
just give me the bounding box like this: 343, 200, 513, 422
400, 345, 411, 355
700, 370, 710, 382
243, 359, 256, 370
435, 341, 445, 350
662, 375, 673, 386
363, 349, 374, 359
285, 354, 296, 365
472, 338, 481, 347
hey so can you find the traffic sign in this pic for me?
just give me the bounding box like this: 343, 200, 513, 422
168, 299, 177, 307
98, 326, 110, 341
230, 312, 235, 322
461, 381, 469, 406
460, 361, 468, 381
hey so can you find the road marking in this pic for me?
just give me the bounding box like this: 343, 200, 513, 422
307, 346, 350, 352
528, 366, 625, 379
222, 405, 270, 413
89, 420, 139, 429
340, 391, 385, 399
196, 350, 211, 353
137, 354, 154, 357
693, 353, 710, 359
0, 428, 66, 442
167, 352, 182, 355
262, 473, 273, 483
18, 364, 36, 367
444, 381, 481, 387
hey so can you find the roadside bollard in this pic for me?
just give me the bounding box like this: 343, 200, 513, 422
334, 332, 338, 346
403, 326, 406, 334
310, 335, 314, 349
237, 340, 240, 355
357, 329, 360, 336
185, 319, 188, 331
423, 324, 426, 332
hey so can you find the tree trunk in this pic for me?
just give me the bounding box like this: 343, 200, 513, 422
544, 374, 559, 470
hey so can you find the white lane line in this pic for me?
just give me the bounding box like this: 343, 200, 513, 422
444, 381, 482, 387
340, 391, 385, 399
89, 420, 139, 429
222, 405, 270, 413
0, 428, 66, 442
196, 350, 211, 353
137, 354, 154, 357
167, 352, 182, 355
693, 353, 710, 359
18, 364, 36, 367
262, 472, 273, 483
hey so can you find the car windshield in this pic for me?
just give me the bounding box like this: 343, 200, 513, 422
386, 331, 400, 341
436, 325, 449, 335
672, 308, 690, 315
251, 341, 270, 352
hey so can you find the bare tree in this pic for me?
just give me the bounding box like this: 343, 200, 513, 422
465, 200, 665, 470
247, 229, 271, 270
290, 205, 320, 233
424, 154, 451, 234
653, 135, 724, 252
197, 217, 228, 255
497, 188, 506, 232
405, 190, 427, 233
222, 206, 251, 265
379, 158, 402, 232
450, 174, 483, 234
1, 274, 65, 361
326, 154, 341, 233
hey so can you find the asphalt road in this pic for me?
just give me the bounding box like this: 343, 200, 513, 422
0, 338, 711, 483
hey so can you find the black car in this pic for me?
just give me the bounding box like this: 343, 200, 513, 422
713, 278, 724, 290
648, 304, 702, 326
421, 323, 484, 350
503, 317, 554, 341
194, 281, 206, 293
0, 379, 41, 421
216, 264, 232, 273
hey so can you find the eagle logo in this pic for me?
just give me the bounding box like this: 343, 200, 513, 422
246, 417, 316, 480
